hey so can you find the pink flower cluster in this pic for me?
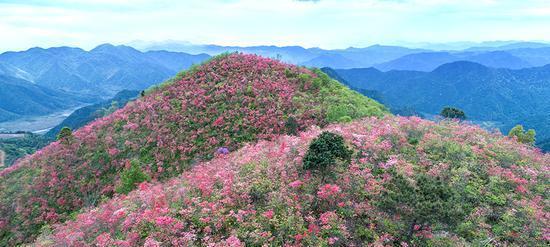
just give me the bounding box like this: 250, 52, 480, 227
317, 184, 341, 200
32, 116, 548, 246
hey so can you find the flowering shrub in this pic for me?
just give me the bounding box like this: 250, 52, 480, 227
34, 117, 548, 246
0, 53, 386, 245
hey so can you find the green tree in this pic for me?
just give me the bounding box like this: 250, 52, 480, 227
440, 107, 466, 120
508, 125, 536, 145
116, 160, 150, 194
303, 132, 352, 178
56, 127, 73, 144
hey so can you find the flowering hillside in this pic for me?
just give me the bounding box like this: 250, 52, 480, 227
0, 54, 387, 245
34, 117, 549, 246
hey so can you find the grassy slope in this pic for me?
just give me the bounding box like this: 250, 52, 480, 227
0, 54, 387, 245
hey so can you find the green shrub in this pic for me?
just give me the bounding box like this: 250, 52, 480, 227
56, 127, 73, 144
303, 132, 352, 175
338, 116, 353, 123
440, 107, 466, 120
115, 160, 150, 194
508, 125, 536, 145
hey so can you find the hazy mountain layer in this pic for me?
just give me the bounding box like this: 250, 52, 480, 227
0, 75, 96, 122
334, 62, 550, 142
0, 44, 210, 97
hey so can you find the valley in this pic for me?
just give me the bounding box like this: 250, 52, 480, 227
0, 105, 87, 134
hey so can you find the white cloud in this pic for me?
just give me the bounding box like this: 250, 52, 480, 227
0, 0, 549, 52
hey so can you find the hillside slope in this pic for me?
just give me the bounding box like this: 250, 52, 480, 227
0, 74, 95, 122
36, 117, 549, 246
0, 54, 386, 245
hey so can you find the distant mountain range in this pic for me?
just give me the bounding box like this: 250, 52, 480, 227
129, 40, 550, 70
0, 75, 96, 122
2, 41, 550, 129
464, 41, 550, 51
374, 48, 550, 72
0, 44, 210, 122
332, 62, 550, 142
0, 44, 209, 97
129, 41, 430, 68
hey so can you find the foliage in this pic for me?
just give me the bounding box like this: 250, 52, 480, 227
34, 117, 549, 246
0, 134, 50, 167
320, 67, 387, 105
303, 131, 351, 175
285, 116, 299, 136
311, 68, 387, 123
56, 127, 73, 144
115, 160, 150, 194
377, 173, 467, 242
0, 53, 387, 245
440, 107, 466, 120
508, 124, 536, 145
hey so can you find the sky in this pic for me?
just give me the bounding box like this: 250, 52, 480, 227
1, 0, 550, 51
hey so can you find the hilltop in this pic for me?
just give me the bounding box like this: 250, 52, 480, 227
0, 54, 386, 245
36, 117, 549, 246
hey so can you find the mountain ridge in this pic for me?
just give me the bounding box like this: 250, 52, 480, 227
0, 44, 211, 98
0, 74, 95, 122
334, 61, 550, 143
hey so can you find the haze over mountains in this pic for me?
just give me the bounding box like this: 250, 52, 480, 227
129, 40, 431, 68
374, 48, 550, 72
130, 40, 550, 70
0, 44, 209, 97
0, 75, 96, 122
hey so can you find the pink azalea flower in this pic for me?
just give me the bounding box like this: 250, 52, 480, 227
263, 209, 274, 219
289, 180, 303, 188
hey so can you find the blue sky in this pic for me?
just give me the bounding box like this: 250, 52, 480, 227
1, 0, 549, 51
